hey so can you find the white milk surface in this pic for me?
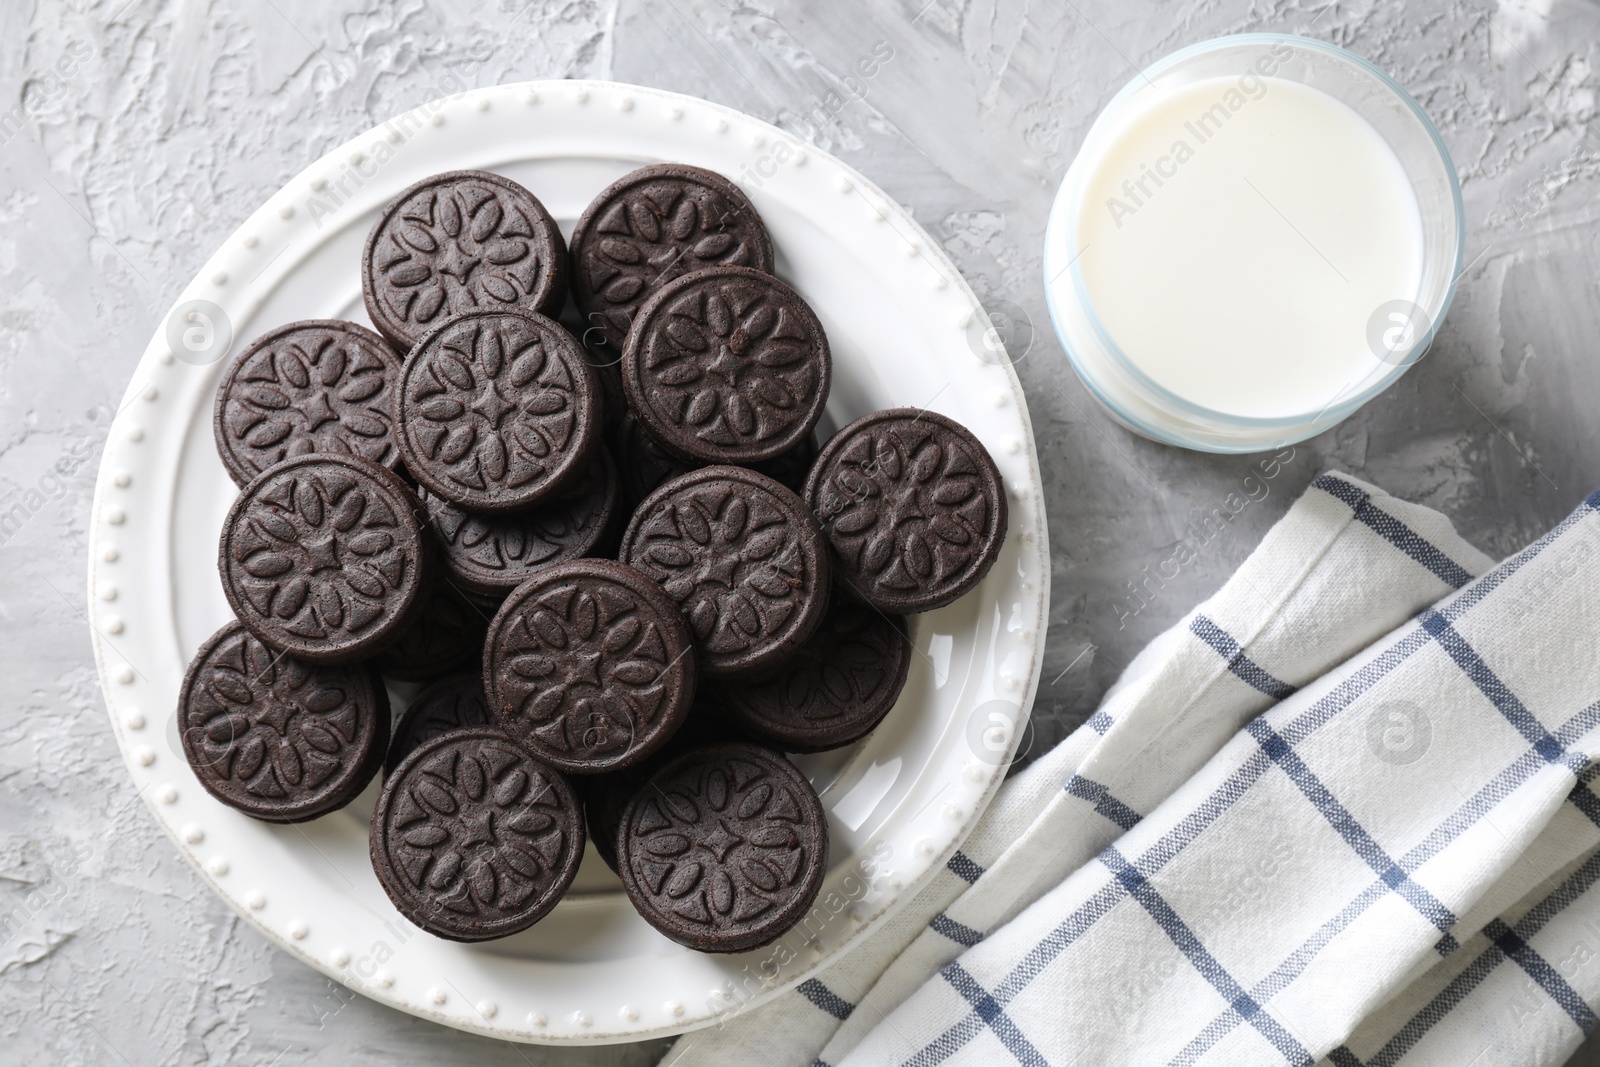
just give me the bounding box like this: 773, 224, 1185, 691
1074, 75, 1424, 420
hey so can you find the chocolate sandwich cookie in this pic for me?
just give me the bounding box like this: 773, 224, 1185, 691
363, 170, 568, 352
484, 559, 697, 775
569, 163, 774, 350
615, 741, 828, 953
712, 599, 911, 753
582, 770, 636, 875
621, 265, 831, 465
219, 454, 429, 664
213, 320, 404, 488
578, 332, 628, 435
583, 701, 724, 874
371, 726, 583, 942
612, 412, 693, 511
394, 308, 601, 513
750, 431, 819, 495
178, 621, 389, 823
419, 447, 619, 601
612, 413, 816, 512
374, 578, 488, 683
620, 466, 830, 678
805, 408, 1007, 614
384, 673, 494, 775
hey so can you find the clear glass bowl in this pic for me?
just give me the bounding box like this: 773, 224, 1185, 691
1042, 34, 1463, 454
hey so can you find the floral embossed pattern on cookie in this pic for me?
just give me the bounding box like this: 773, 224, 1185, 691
363, 170, 568, 352
615, 741, 827, 953
713, 600, 911, 753
620, 466, 831, 678
394, 308, 600, 513
805, 408, 1007, 614
178, 621, 389, 822
622, 265, 830, 465
370, 727, 583, 942
213, 320, 404, 488
484, 559, 697, 774
569, 163, 774, 350
219, 454, 428, 663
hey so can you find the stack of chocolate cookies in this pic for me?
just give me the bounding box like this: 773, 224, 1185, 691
179, 163, 1008, 953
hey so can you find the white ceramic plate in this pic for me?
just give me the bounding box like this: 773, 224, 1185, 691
87, 80, 1049, 1044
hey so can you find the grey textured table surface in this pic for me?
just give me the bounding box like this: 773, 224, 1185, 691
2, 0, 1597, 1064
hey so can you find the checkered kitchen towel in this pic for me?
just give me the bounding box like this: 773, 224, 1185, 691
666, 472, 1600, 1066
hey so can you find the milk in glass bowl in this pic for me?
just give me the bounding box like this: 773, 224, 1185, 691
1043, 35, 1463, 453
